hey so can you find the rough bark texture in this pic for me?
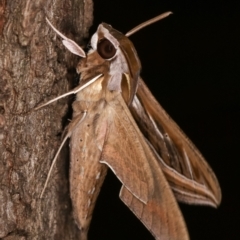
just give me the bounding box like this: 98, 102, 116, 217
0, 0, 93, 239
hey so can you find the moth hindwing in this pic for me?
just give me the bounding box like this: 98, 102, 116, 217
37, 14, 221, 240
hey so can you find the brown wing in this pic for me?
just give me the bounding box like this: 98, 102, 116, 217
100, 94, 189, 240
130, 78, 221, 207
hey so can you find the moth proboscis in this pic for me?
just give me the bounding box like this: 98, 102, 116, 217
36, 11, 221, 240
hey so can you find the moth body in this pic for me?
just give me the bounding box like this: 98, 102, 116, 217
39, 15, 221, 240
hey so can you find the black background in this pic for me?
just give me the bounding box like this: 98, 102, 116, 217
86, 0, 240, 239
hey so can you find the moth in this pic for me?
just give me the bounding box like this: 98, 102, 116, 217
37, 12, 221, 240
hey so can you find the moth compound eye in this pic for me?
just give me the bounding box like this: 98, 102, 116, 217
97, 38, 116, 59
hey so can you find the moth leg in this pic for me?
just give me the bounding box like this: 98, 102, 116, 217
40, 111, 87, 198
34, 74, 102, 110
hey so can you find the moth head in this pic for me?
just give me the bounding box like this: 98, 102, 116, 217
90, 24, 118, 60
46, 12, 172, 105
87, 23, 141, 105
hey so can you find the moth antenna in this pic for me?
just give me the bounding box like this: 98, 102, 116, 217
46, 17, 86, 57
40, 111, 87, 198
34, 74, 103, 110
125, 11, 173, 37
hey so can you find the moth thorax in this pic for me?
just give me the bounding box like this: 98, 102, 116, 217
76, 77, 104, 102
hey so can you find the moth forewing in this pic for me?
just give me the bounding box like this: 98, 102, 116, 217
130, 79, 221, 207
104, 94, 189, 240
38, 14, 221, 240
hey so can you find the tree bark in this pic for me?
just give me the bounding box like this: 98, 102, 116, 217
0, 0, 93, 239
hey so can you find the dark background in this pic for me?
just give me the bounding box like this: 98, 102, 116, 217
87, 0, 240, 239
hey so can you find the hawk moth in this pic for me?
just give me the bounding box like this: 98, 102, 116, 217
37, 12, 221, 240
